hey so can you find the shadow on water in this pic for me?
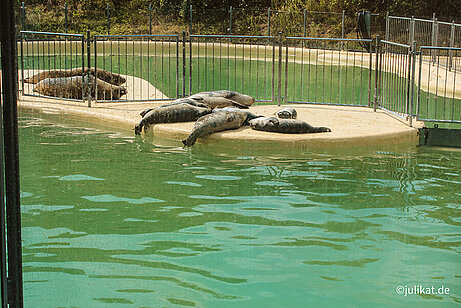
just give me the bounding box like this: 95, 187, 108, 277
18, 111, 461, 307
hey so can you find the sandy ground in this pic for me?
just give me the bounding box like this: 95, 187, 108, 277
20, 69, 166, 101
18, 93, 422, 148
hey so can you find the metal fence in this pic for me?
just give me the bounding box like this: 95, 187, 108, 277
20, 31, 87, 102
93, 34, 180, 102
188, 34, 277, 102
386, 15, 461, 50
283, 37, 374, 107
377, 40, 416, 123
18, 29, 461, 126
416, 46, 461, 123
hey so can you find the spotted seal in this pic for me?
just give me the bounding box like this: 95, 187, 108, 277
33, 75, 127, 100
24, 68, 126, 85
135, 103, 211, 135
189, 90, 255, 109
182, 110, 249, 147
249, 117, 331, 134
275, 107, 297, 119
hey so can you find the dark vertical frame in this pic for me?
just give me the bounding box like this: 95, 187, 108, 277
0, 0, 24, 306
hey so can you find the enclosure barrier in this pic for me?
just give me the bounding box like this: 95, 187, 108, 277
20, 31, 86, 102
284, 37, 373, 107
377, 40, 416, 124
188, 34, 277, 103
93, 34, 180, 102
386, 15, 461, 70
416, 46, 461, 123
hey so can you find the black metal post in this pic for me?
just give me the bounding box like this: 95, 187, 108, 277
86, 30, 91, 107
21, 2, 25, 31
106, 3, 110, 35
149, 4, 152, 36
189, 5, 193, 35
268, 8, 271, 37
182, 31, 186, 98
65, 3, 68, 33
229, 6, 233, 35
278, 32, 282, 106
1, 0, 24, 306
374, 35, 381, 112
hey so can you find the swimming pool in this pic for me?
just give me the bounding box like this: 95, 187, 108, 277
19, 112, 460, 307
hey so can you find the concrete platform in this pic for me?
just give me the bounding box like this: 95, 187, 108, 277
18, 95, 423, 148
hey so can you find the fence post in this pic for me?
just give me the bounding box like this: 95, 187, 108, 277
86, 30, 91, 107
431, 14, 437, 63
64, 3, 68, 33
374, 35, 380, 112
229, 6, 233, 35
409, 16, 415, 46
277, 32, 282, 106
284, 37, 288, 104
341, 10, 345, 40
409, 41, 416, 127
106, 3, 110, 35
149, 4, 152, 36
385, 12, 389, 42
182, 31, 186, 98
21, 2, 26, 31
268, 8, 271, 37
416, 48, 423, 121
449, 20, 455, 70
1, 0, 24, 305
303, 9, 307, 37
94, 35, 98, 104
189, 5, 192, 35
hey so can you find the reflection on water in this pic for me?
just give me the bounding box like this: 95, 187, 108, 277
19, 114, 460, 307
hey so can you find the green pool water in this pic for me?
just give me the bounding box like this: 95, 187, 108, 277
18, 112, 460, 307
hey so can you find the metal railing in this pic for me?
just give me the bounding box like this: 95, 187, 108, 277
386, 15, 461, 70
20, 31, 87, 102
377, 40, 416, 124
283, 37, 374, 107
93, 34, 180, 102
416, 46, 461, 123
188, 34, 277, 102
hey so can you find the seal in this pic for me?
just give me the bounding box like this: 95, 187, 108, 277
249, 117, 331, 134
212, 107, 262, 122
33, 75, 127, 100
24, 68, 126, 85
139, 98, 209, 117
134, 103, 211, 135
275, 107, 297, 119
182, 110, 249, 147
189, 90, 255, 108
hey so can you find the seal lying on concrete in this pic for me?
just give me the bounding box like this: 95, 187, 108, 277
182, 110, 250, 147
139, 98, 209, 118
275, 107, 297, 119
249, 117, 331, 134
189, 90, 255, 109
24, 68, 126, 86
33, 75, 127, 100
135, 103, 211, 135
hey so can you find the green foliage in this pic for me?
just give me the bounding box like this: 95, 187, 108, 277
16, 0, 460, 35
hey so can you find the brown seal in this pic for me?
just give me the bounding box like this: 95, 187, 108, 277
33, 75, 127, 100
24, 68, 126, 85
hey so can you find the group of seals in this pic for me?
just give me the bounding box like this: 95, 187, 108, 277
26, 68, 127, 100
134, 91, 256, 135
135, 91, 331, 146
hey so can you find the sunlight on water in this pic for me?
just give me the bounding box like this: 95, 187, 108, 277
18, 114, 460, 307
